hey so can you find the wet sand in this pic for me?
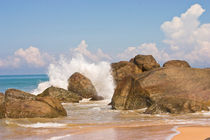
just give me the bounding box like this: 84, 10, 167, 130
0, 121, 176, 140
46, 124, 175, 140
172, 126, 210, 140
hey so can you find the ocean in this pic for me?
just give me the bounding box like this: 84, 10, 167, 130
0, 74, 49, 93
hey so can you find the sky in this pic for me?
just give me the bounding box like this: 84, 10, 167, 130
0, 0, 210, 74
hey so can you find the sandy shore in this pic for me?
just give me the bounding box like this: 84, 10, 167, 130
172, 126, 210, 140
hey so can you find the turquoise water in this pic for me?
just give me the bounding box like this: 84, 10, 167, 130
0, 74, 49, 93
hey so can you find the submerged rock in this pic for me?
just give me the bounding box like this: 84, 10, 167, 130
68, 72, 97, 98
38, 86, 82, 103
0, 93, 5, 118
132, 54, 160, 71
4, 89, 67, 118
111, 61, 142, 84
111, 67, 210, 114
163, 60, 191, 68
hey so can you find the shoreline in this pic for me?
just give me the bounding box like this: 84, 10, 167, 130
172, 126, 210, 140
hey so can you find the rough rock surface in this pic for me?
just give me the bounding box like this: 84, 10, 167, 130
111, 67, 210, 114
0, 93, 5, 118
4, 89, 67, 118
144, 97, 208, 114
133, 55, 160, 71
163, 60, 191, 68
68, 72, 97, 98
137, 67, 210, 105
38, 86, 82, 103
111, 61, 142, 84
90, 95, 104, 101
111, 76, 151, 110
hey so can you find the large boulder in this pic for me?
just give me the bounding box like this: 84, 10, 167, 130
111, 67, 210, 114
68, 72, 97, 98
111, 76, 152, 110
163, 60, 191, 68
111, 61, 142, 84
0, 93, 5, 118
137, 67, 210, 105
4, 89, 67, 118
132, 55, 160, 71
38, 86, 82, 103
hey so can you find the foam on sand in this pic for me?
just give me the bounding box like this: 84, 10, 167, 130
17, 122, 67, 128
166, 126, 180, 140
47, 134, 72, 140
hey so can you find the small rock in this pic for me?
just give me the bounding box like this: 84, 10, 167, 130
91, 95, 104, 101
111, 61, 142, 84
163, 60, 191, 68
68, 72, 97, 98
133, 54, 160, 71
38, 86, 82, 103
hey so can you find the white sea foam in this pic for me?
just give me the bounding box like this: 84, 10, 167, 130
91, 107, 101, 111
47, 134, 72, 140
79, 98, 91, 103
31, 54, 115, 99
17, 122, 67, 128
165, 126, 180, 140
193, 110, 210, 116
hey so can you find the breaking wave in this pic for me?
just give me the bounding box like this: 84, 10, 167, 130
32, 54, 115, 99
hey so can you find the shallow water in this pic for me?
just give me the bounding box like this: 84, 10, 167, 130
1, 100, 210, 140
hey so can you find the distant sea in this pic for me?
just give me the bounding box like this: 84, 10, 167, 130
0, 74, 49, 93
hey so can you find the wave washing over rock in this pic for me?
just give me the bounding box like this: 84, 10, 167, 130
32, 54, 115, 99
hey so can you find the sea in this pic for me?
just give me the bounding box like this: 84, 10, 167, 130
0, 54, 210, 140
0, 74, 49, 94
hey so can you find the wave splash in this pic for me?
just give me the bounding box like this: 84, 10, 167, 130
32, 54, 115, 99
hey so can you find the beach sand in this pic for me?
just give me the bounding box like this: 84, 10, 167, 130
172, 126, 210, 140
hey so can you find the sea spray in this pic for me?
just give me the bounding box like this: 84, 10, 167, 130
32, 54, 115, 99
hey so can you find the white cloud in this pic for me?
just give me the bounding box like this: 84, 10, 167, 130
0, 57, 21, 68
117, 4, 210, 66
0, 46, 53, 68
161, 4, 210, 65
15, 46, 45, 67
117, 43, 169, 63
73, 40, 112, 62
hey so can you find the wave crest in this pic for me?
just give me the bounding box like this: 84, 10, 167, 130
32, 54, 115, 99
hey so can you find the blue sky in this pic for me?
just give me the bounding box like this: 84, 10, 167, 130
0, 0, 210, 74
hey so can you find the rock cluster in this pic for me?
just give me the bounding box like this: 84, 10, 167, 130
111, 56, 210, 114
111, 55, 160, 85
